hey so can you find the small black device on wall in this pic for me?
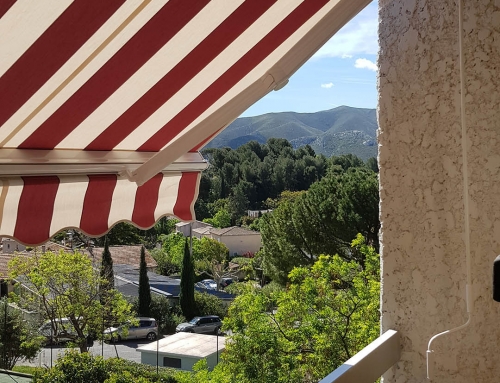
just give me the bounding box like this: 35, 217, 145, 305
493, 255, 500, 301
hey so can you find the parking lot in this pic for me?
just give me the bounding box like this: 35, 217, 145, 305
21, 338, 159, 368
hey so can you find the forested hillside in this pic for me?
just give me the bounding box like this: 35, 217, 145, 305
205, 106, 378, 160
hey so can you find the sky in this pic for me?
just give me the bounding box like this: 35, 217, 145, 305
242, 1, 378, 117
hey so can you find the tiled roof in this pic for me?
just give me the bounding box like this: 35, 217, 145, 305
209, 226, 261, 236
192, 226, 212, 235
89, 245, 157, 269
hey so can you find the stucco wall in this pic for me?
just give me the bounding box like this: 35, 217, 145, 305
379, 0, 500, 382
210, 234, 262, 256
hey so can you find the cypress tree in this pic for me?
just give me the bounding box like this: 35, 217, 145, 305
100, 239, 114, 305
179, 238, 195, 320
138, 246, 151, 317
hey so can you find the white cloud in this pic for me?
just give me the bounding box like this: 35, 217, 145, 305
354, 58, 377, 71
313, 3, 378, 58
341, 54, 353, 59
321, 82, 334, 89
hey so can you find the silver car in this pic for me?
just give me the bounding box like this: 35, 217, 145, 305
176, 315, 222, 335
105, 317, 158, 342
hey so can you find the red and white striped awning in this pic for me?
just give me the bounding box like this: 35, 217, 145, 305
0, 0, 369, 245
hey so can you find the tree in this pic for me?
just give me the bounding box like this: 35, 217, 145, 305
203, 209, 231, 228
260, 168, 379, 284
218, 235, 380, 382
100, 239, 114, 303
194, 237, 232, 291
138, 246, 151, 317
0, 298, 44, 370
179, 239, 196, 320
8, 250, 133, 352
93, 222, 143, 247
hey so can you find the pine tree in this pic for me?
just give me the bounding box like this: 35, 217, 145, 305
179, 238, 195, 320
100, 239, 114, 304
138, 246, 151, 317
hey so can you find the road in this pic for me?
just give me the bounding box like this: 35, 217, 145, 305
21, 338, 159, 368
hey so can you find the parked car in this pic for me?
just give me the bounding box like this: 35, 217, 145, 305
200, 279, 217, 290
219, 277, 234, 289
176, 315, 222, 335
104, 317, 158, 342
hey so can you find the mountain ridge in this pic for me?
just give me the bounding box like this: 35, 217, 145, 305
205, 106, 378, 160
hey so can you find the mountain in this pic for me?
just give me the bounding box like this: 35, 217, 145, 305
205, 106, 378, 160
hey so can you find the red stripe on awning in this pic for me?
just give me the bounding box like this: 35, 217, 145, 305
80, 174, 117, 236
0, 0, 16, 19
84, 0, 276, 151
173, 172, 199, 221
20, 0, 208, 150
138, 0, 329, 151
0, 0, 124, 129
131, 173, 163, 228
14, 176, 59, 245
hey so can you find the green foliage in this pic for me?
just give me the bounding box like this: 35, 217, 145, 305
260, 167, 379, 284
93, 223, 143, 247
142, 217, 180, 249
203, 209, 231, 228
194, 238, 232, 290
180, 240, 196, 320
32, 351, 179, 382
132, 295, 185, 334
100, 240, 114, 305
198, 140, 329, 223
194, 292, 227, 319
151, 248, 181, 276
160, 233, 187, 270
8, 250, 133, 353
0, 298, 44, 370
216, 235, 380, 382
365, 157, 379, 173
138, 246, 152, 317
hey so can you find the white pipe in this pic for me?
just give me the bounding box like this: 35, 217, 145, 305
426, 0, 472, 379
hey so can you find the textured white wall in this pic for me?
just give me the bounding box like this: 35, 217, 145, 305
379, 0, 500, 382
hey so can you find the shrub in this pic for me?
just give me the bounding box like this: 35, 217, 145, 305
32, 351, 179, 383
194, 292, 227, 319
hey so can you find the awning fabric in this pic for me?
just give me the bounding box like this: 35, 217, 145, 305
0, 0, 369, 245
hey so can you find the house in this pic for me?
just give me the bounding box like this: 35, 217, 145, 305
1, 238, 25, 254
247, 209, 272, 218
192, 225, 213, 239
204, 226, 261, 257
176, 222, 261, 257
137, 332, 225, 371
175, 221, 212, 237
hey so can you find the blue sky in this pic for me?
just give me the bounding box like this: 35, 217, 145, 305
242, 1, 378, 117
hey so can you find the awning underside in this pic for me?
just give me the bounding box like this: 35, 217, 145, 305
0, 0, 370, 245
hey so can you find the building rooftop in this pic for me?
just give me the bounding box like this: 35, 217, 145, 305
89, 245, 157, 269
137, 332, 226, 358
208, 226, 261, 236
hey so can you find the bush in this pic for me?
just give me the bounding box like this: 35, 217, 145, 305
32, 351, 179, 383
224, 281, 256, 296
194, 292, 227, 319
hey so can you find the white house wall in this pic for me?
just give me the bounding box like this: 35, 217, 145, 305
379, 0, 500, 382
210, 234, 262, 257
